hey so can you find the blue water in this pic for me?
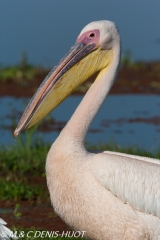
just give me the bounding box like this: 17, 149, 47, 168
0, 95, 160, 150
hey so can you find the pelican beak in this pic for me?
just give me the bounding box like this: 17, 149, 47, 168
14, 38, 113, 136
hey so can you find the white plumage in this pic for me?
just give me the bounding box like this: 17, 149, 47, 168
0, 218, 16, 240
15, 20, 160, 239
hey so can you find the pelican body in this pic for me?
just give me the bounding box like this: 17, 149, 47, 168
0, 218, 17, 240
14, 21, 160, 239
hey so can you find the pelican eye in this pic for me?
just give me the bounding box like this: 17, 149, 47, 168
89, 32, 95, 38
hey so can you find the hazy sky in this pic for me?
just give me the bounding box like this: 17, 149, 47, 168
0, 0, 159, 67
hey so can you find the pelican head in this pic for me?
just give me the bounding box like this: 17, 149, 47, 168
14, 20, 120, 136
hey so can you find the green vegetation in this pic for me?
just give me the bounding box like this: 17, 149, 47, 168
0, 127, 49, 202
121, 50, 147, 70
0, 129, 160, 202
0, 52, 36, 83
0, 178, 45, 201
0, 64, 36, 82
1, 51, 160, 91
1, 130, 160, 177
121, 50, 134, 67
14, 203, 22, 218
0, 127, 49, 176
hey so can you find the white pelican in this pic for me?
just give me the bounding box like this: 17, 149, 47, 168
14, 21, 160, 239
0, 218, 16, 240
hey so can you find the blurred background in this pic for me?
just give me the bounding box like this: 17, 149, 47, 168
0, 0, 160, 67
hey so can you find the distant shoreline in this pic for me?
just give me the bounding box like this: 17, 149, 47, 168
0, 61, 160, 97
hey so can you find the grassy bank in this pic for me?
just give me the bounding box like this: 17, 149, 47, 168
1, 55, 160, 96
1, 129, 160, 202
0, 51, 160, 83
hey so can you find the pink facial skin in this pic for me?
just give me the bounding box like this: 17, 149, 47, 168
76, 29, 100, 46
